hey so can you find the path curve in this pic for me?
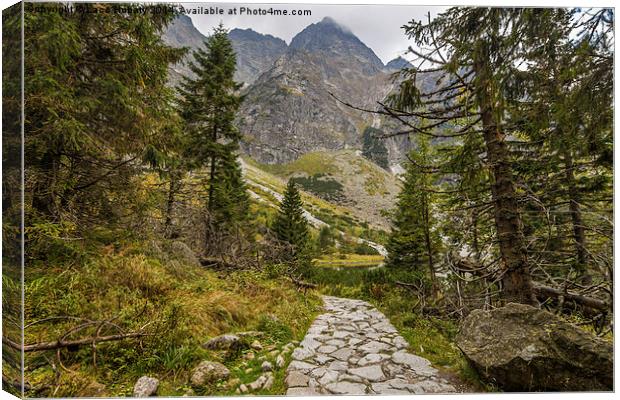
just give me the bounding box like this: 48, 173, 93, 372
285, 296, 457, 395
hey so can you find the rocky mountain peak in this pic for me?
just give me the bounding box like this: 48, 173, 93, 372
289, 17, 384, 73
386, 56, 413, 70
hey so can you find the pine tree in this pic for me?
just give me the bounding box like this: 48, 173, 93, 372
272, 180, 310, 259
386, 136, 439, 294
177, 24, 248, 234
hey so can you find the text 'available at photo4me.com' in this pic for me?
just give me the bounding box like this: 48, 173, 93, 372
27, 2, 312, 17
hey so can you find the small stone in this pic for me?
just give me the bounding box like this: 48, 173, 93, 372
288, 360, 317, 372
358, 353, 388, 366
245, 368, 253, 374
276, 354, 285, 369
261, 361, 273, 372
359, 340, 391, 354
190, 361, 230, 387
325, 339, 345, 347
338, 374, 364, 383
318, 370, 339, 386
314, 354, 332, 365
203, 334, 243, 351
371, 382, 411, 394
393, 336, 409, 350
285, 371, 309, 387
269, 349, 280, 357
286, 387, 321, 395
348, 365, 386, 382
239, 384, 248, 394
316, 345, 338, 354
325, 381, 367, 394
133, 376, 159, 397
263, 372, 275, 390
328, 360, 349, 371
250, 340, 263, 350
391, 351, 437, 376
248, 375, 268, 391
243, 352, 255, 360
331, 347, 354, 361
292, 347, 314, 360
407, 379, 455, 393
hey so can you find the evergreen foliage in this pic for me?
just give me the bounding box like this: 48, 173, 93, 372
23, 3, 184, 226
177, 24, 249, 232
386, 136, 439, 291
272, 179, 310, 259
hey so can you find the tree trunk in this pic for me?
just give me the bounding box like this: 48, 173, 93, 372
164, 171, 182, 238
562, 149, 589, 279
474, 51, 536, 305
422, 197, 438, 298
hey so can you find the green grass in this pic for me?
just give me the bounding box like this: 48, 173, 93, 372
22, 238, 321, 397
256, 152, 338, 177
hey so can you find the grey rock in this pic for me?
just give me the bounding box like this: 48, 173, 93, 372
325, 381, 367, 394
288, 360, 317, 373
359, 340, 392, 354
169, 241, 200, 267
348, 365, 386, 382
357, 353, 388, 366
286, 371, 310, 387
456, 303, 613, 391
263, 373, 275, 390
286, 387, 321, 395
190, 361, 230, 387
292, 347, 314, 360
261, 361, 273, 372
202, 334, 243, 351
276, 354, 286, 369
330, 347, 354, 361
317, 344, 338, 354
133, 376, 159, 397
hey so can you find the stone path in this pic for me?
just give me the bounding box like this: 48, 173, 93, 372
285, 296, 457, 395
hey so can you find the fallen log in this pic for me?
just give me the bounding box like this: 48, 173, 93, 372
289, 276, 318, 294
2, 331, 149, 352
532, 283, 609, 312
199, 257, 239, 270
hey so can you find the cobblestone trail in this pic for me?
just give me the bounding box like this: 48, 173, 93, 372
285, 296, 457, 395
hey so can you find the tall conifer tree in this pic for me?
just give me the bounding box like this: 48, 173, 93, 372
177, 24, 249, 235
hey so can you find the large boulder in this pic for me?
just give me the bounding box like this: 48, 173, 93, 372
190, 361, 230, 388
169, 241, 201, 268
456, 303, 613, 391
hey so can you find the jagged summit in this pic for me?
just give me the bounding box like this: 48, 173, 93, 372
289, 17, 384, 73
229, 28, 287, 45
386, 56, 413, 70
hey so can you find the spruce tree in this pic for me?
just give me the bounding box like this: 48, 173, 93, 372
177, 24, 248, 233
386, 136, 439, 294
272, 180, 310, 259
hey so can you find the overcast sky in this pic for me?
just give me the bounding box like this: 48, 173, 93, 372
180, 3, 445, 64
